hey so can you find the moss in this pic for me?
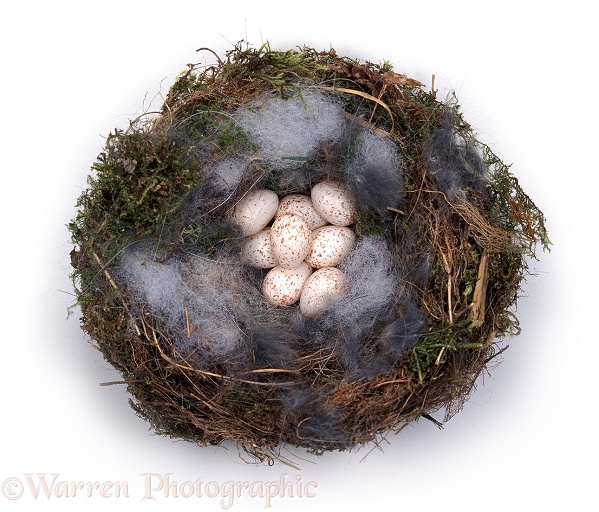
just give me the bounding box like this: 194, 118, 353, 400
488, 148, 551, 254
404, 319, 483, 384
353, 210, 388, 237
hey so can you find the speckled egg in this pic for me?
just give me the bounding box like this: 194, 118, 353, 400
311, 181, 355, 227
263, 262, 313, 306
305, 226, 356, 269
270, 214, 312, 269
231, 189, 279, 236
241, 229, 278, 269
275, 194, 328, 230
299, 267, 348, 317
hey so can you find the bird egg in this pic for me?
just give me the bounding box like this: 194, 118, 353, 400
231, 189, 279, 236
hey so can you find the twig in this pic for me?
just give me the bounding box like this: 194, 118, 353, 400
196, 47, 224, 66
470, 249, 490, 327
440, 251, 453, 324
422, 413, 444, 429
314, 85, 395, 134
92, 251, 119, 290
91, 251, 141, 336
484, 344, 509, 365
184, 307, 192, 338
100, 380, 144, 387
343, 111, 390, 137
435, 347, 446, 366
373, 378, 408, 388
386, 206, 405, 215
142, 317, 300, 388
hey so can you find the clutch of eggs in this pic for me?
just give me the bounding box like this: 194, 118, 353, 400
234, 181, 356, 317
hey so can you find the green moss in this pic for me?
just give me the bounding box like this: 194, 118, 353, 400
353, 210, 388, 237
71, 129, 197, 244
223, 42, 328, 97
460, 243, 481, 301
487, 147, 551, 255
405, 319, 483, 384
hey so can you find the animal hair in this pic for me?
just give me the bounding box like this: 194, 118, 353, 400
234, 88, 346, 168
278, 387, 349, 446
342, 126, 406, 216
422, 110, 489, 202
119, 247, 266, 368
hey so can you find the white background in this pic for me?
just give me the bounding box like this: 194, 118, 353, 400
1, 1, 596, 510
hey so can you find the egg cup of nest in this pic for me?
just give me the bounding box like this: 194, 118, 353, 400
69, 43, 549, 460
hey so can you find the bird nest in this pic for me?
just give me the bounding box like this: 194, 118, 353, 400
69, 43, 549, 462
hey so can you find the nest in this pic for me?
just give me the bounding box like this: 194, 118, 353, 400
69, 43, 549, 461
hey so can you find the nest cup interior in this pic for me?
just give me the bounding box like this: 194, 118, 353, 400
69, 44, 549, 459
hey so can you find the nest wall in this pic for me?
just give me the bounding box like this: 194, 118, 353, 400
69, 43, 549, 460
